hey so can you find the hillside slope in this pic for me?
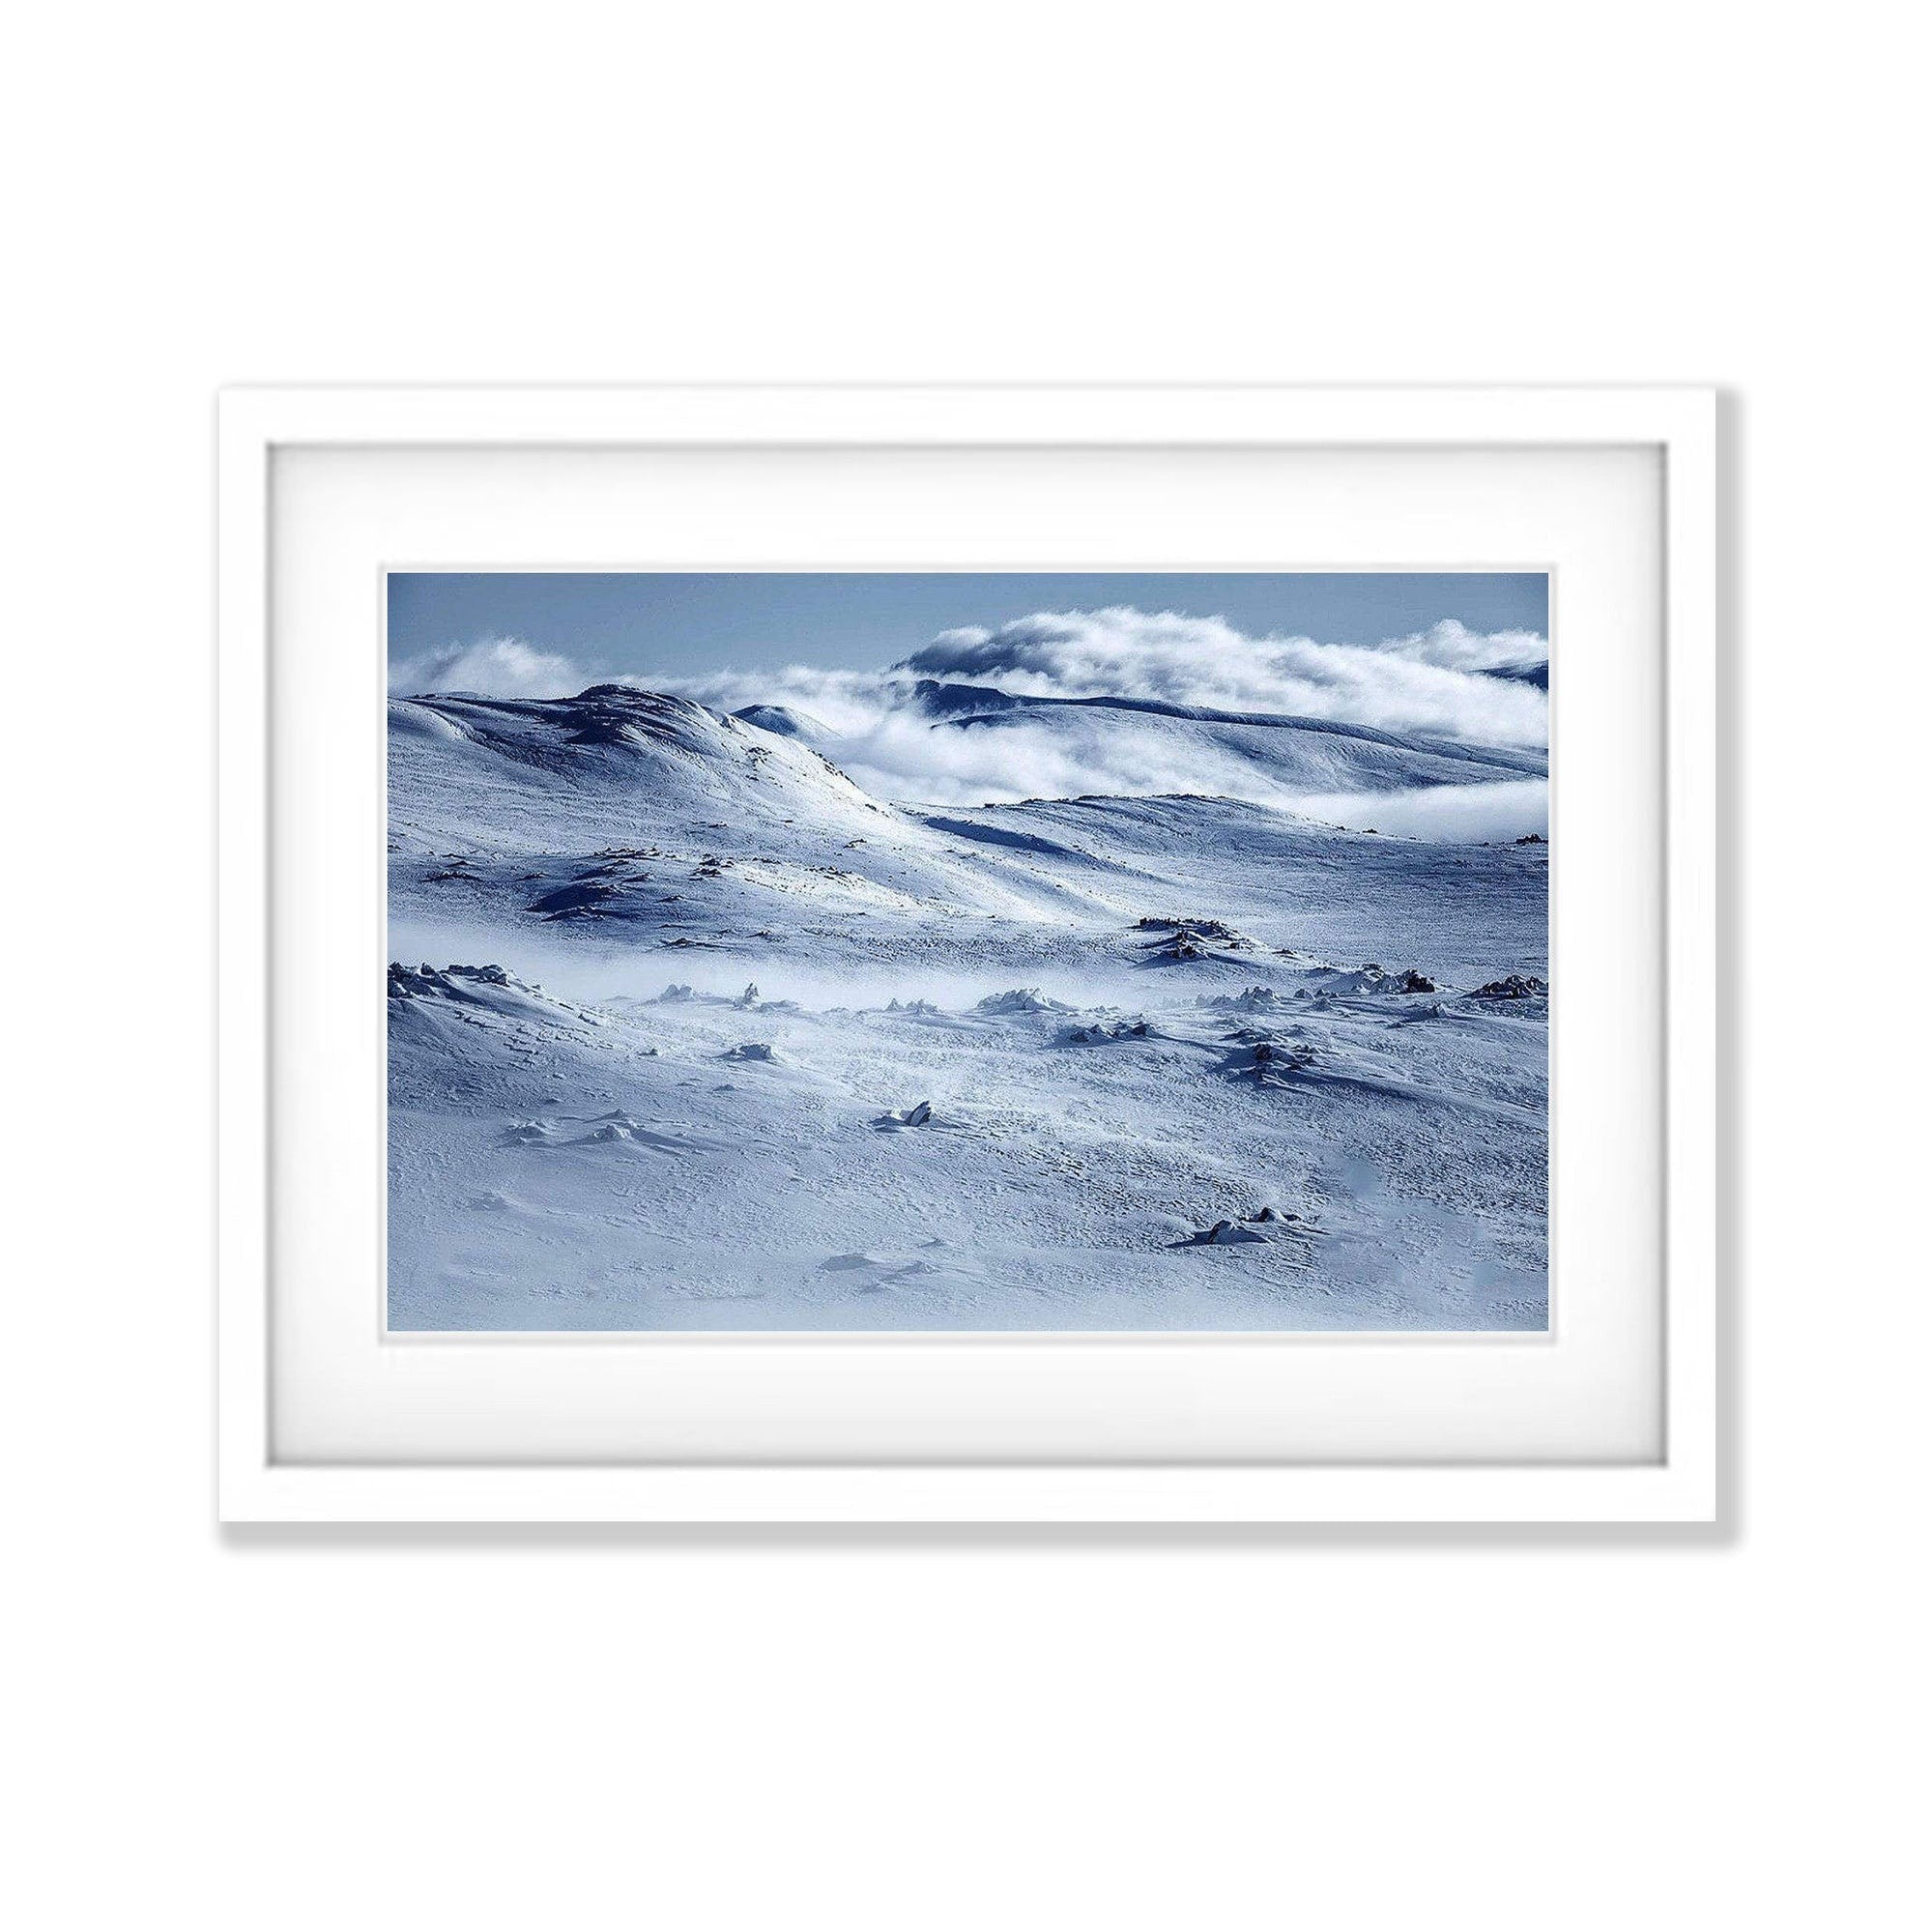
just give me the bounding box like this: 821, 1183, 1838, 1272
388, 683, 1549, 1331
390, 688, 1545, 984
908, 679, 1547, 793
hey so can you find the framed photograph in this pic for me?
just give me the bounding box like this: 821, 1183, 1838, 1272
218, 386, 1716, 1522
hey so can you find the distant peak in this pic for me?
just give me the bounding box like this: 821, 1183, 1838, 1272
734, 703, 833, 741
572, 682, 684, 703
907, 678, 1028, 717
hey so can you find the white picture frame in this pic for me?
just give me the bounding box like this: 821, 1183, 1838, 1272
218, 385, 1716, 1523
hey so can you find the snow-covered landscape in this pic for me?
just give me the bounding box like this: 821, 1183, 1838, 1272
388, 583, 1550, 1331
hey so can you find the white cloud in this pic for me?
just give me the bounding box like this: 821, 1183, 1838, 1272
388, 636, 584, 699
1370, 618, 1550, 676
894, 607, 1548, 745
393, 607, 1552, 836
1289, 779, 1548, 843
650, 605, 1547, 810
649, 620, 1547, 836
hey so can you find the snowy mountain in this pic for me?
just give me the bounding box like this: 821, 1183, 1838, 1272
711, 675, 1546, 810
389, 682, 1549, 1331
730, 702, 832, 739
1480, 662, 1550, 691
908, 678, 1548, 789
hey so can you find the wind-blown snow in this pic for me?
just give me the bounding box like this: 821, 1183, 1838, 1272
388, 635, 583, 699
389, 677, 1549, 1331
686, 675, 1548, 832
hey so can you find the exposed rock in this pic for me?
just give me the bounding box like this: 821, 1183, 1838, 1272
1197, 986, 1287, 1013
1139, 915, 1254, 963
1063, 1018, 1151, 1044
1225, 1038, 1318, 1081
975, 989, 1073, 1016
1137, 915, 1246, 944
1468, 974, 1547, 1000
388, 962, 523, 1000
1178, 1219, 1267, 1247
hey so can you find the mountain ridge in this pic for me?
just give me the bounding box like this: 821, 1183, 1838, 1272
905, 678, 1545, 777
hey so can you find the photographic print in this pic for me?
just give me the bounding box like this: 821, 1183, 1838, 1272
387, 571, 1550, 1332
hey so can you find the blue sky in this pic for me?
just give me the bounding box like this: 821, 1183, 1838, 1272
388, 571, 1547, 682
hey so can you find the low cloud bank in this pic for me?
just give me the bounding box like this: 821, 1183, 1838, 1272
1290, 779, 1549, 844
898, 608, 1547, 745
388, 606, 1549, 835
388, 636, 581, 699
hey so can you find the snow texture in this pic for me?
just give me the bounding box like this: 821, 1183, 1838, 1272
389, 675, 1548, 1331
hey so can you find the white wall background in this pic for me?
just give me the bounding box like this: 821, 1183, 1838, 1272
5, 5, 1922, 1927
